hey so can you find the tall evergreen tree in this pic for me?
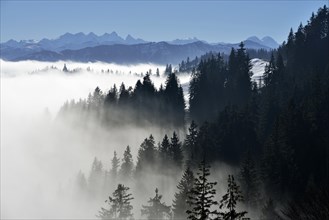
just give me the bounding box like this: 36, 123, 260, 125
170, 132, 183, 169
110, 151, 120, 181
172, 167, 194, 220
88, 157, 104, 195
218, 175, 247, 220
184, 121, 199, 168
105, 85, 118, 106
187, 159, 218, 220
164, 73, 185, 127
141, 188, 171, 220
135, 135, 157, 175
159, 134, 172, 172
119, 146, 133, 180
97, 184, 134, 220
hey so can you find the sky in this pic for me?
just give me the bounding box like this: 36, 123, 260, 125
0, 0, 327, 44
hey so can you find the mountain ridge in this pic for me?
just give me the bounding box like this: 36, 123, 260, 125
1, 32, 277, 64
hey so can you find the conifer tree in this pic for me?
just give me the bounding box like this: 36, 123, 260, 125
88, 157, 104, 195
141, 188, 171, 220
119, 146, 133, 180
218, 175, 247, 220
170, 132, 183, 168
159, 134, 172, 172
135, 135, 157, 175
187, 159, 218, 220
105, 85, 118, 105
184, 121, 199, 167
263, 53, 276, 87
172, 167, 194, 219
110, 151, 120, 181
97, 184, 134, 220
118, 83, 130, 106
156, 68, 160, 77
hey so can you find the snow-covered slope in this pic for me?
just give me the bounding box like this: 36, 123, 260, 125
250, 58, 268, 86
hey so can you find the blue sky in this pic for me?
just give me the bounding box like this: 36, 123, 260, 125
0, 0, 327, 43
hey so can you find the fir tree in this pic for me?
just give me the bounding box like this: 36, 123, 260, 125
159, 134, 172, 172
110, 151, 120, 181
97, 184, 134, 220
88, 157, 104, 196
105, 85, 118, 105
135, 135, 157, 175
119, 146, 134, 180
184, 121, 199, 168
141, 188, 171, 220
172, 167, 194, 220
170, 132, 183, 169
218, 175, 247, 220
187, 159, 218, 220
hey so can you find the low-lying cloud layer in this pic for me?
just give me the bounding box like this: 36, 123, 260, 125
1, 60, 194, 219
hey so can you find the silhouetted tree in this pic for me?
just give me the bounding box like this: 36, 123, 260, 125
135, 135, 157, 175
88, 157, 104, 196
218, 175, 247, 220
172, 167, 194, 219
110, 151, 120, 181
170, 132, 183, 169
141, 188, 171, 220
184, 121, 199, 168
119, 146, 133, 181
97, 184, 134, 220
187, 159, 218, 220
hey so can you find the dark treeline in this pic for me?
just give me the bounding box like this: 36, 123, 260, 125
178, 48, 273, 73
77, 141, 247, 219
185, 5, 329, 219
68, 6, 328, 220
58, 72, 185, 129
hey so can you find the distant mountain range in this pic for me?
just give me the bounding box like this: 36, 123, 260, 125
0, 32, 279, 64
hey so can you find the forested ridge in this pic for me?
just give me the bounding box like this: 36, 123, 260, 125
61, 6, 328, 219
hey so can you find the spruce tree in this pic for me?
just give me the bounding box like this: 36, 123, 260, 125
170, 132, 183, 169
118, 83, 130, 107
159, 134, 172, 172
105, 85, 118, 105
110, 151, 120, 181
119, 146, 133, 180
184, 121, 199, 168
88, 157, 104, 196
218, 175, 247, 220
187, 159, 218, 220
135, 135, 157, 175
97, 184, 134, 220
172, 167, 194, 219
141, 188, 171, 220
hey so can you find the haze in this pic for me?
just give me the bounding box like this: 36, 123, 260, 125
1, 60, 193, 219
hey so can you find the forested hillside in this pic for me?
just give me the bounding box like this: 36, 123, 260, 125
59, 6, 328, 220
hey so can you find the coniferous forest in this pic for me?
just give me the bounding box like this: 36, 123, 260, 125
54, 6, 329, 220
1, 3, 329, 220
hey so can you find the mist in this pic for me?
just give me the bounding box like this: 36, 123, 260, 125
1, 59, 193, 219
